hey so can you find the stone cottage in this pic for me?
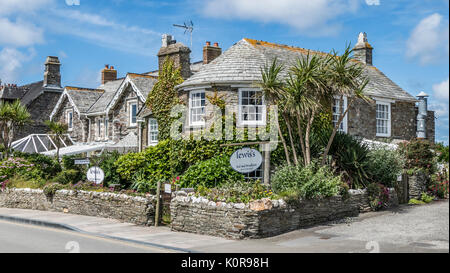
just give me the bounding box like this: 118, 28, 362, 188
140, 33, 435, 148
0, 56, 64, 140
136, 33, 436, 180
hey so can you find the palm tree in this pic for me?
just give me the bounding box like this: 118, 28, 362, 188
258, 59, 292, 165
286, 53, 331, 165
45, 120, 68, 159
321, 45, 371, 165
0, 100, 31, 158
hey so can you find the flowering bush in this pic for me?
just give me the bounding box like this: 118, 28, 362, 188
398, 139, 436, 175
367, 183, 390, 211
0, 157, 36, 182
430, 170, 449, 199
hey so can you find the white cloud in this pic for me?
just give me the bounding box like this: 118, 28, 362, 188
0, 17, 44, 47
433, 77, 449, 100
0, 47, 36, 83
406, 13, 449, 65
365, 0, 380, 5
0, 0, 53, 15
201, 0, 360, 35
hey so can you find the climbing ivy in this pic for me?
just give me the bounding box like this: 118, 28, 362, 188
146, 57, 184, 140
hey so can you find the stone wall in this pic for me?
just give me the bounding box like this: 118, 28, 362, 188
0, 188, 156, 226
53, 97, 84, 142
408, 171, 428, 200
170, 189, 399, 240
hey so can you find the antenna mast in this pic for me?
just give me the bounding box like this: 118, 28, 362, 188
173, 20, 194, 49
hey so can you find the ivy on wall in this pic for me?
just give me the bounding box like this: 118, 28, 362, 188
146, 57, 184, 140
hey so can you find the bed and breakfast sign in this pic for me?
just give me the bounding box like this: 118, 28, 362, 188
230, 147, 262, 173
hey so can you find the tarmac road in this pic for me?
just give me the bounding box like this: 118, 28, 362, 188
0, 219, 176, 253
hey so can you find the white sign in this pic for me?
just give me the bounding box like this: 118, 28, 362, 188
86, 166, 104, 184
74, 159, 90, 165
164, 184, 172, 194
230, 148, 262, 174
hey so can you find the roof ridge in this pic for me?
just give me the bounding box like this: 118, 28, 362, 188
66, 86, 105, 92
127, 72, 158, 79
243, 38, 330, 57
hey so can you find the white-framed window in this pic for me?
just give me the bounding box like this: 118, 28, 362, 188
238, 88, 266, 126
104, 119, 108, 140
244, 165, 263, 180
66, 110, 73, 131
376, 101, 391, 137
189, 90, 206, 126
332, 96, 348, 133
97, 118, 102, 139
148, 118, 158, 146
128, 101, 138, 127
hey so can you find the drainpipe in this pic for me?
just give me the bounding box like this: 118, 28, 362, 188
416, 92, 429, 139
137, 118, 145, 152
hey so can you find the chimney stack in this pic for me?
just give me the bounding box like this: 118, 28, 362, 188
353, 32, 373, 66
416, 92, 429, 139
157, 34, 191, 79
203, 41, 222, 64
44, 56, 61, 87
101, 64, 117, 85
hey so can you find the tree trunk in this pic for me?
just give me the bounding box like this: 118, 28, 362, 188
276, 117, 291, 166
296, 111, 307, 166
283, 113, 299, 166
305, 110, 316, 165
321, 98, 353, 165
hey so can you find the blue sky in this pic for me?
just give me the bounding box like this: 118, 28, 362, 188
1, 0, 448, 143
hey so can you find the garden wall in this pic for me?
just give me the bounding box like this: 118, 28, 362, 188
170, 189, 399, 240
0, 188, 156, 226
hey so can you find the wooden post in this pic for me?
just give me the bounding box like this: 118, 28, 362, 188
263, 143, 271, 186
155, 180, 161, 226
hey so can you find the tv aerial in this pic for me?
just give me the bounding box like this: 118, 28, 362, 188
173, 20, 194, 49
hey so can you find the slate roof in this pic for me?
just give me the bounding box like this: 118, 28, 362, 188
177, 38, 416, 102
87, 78, 125, 114
65, 87, 104, 113
127, 73, 158, 99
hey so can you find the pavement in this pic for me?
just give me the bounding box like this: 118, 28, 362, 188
0, 200, 448, 253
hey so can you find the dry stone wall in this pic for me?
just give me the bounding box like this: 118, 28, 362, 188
0, 188, 156, 226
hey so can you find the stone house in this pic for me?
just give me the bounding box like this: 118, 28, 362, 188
136, 33, 435, 180
50, 66, 158, 146
140, 33, 434, 149
0, 56, 64, 140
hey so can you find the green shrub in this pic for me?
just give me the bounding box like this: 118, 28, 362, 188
408, 199, 425, 205
5, 174, 46, 189
180, 155, 244, 189
311, 131, 372, 189
196, 180, 273, 203
398, 139, 436, 174
97, 151, 127, 188
12, 152, 61, 179
272, 163, 343, 200
367, 148, 404, 187
420, 192, 434, 203
43, 183, 65, 197
434, 142, 449, 164
52, 169, 81, 185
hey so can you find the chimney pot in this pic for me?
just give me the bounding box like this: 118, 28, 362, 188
203, 41, 222, 64
102, 65, 117, 84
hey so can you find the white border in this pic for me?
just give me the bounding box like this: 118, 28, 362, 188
375, 100, 391, 137
188, 89, 206, 127
237, 88, 266, 127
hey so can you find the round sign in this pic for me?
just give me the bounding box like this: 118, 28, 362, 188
230, 148, 263, 173
86, 166, 105, 185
